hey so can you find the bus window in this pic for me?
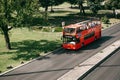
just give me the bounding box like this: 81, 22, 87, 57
63, 36, 80, 44
64, 28, 75, 33
84, 31, 95, 40
76, 27, 82, 33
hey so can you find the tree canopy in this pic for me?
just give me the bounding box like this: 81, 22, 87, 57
0, 0, 38, 49
105, 0, 120, 17
39, 0, 65, 20
87, 0, 103, 15
66, 0, 77, 7
39, 0, 64, 11
105, 0, 120, 9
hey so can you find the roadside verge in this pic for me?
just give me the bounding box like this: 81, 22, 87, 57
57, 40, 120, 80
0, 48, 62, 76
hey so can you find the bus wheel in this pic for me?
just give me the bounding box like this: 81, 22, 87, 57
94, 37, 97, 40
81, 43, 84, 47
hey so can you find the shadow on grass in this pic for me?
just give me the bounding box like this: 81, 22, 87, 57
30, 17, 50, 26
48, 12, 120, 27
9, 40, 61, 60
25, 8, 120, 28
50, 10, 74, 14
49, 13, 88, 27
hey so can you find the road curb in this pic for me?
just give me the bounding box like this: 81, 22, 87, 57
78, 47, 120, 80
57, 40, 120, 80
0, 47, 62, 76
102, 22, 120, 31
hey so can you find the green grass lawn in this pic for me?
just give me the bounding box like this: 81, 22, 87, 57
0, 2, 120, 73
0, 28, 62, 72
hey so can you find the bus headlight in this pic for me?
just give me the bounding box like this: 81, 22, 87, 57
70, 42, 75, 45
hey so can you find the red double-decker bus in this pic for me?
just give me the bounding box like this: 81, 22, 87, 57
62, 20, 101, 50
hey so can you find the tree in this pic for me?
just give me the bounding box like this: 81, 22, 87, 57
39, 0, 64, 20
76, 0, 86, 15
39, 0, 50, 12
67, 0, 86, 15
66, 0, 77, 8
0, 0, 38, 49
105, 0, 120, 17
65, 0, 85, 15
89, 3, 101, 15
50, 0, 64, 12
87, 0, 102, 15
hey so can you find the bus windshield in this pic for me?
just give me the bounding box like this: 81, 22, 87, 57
62, 36, 80, 44
64, 28, 75, 33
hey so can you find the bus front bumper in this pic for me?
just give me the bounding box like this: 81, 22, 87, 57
62, 44, 76, 50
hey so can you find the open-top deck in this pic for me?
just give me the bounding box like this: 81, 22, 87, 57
64, 20, 101, 29
63, 20, 101, 36
62, 20, 102, 50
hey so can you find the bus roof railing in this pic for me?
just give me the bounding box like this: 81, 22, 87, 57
76, 19, 100, 25
76, 20, 91, 25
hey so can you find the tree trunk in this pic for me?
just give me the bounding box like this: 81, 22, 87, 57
4, 31, 11, 50
113, 9, 115, 17
81, 4, 85, 15
50, 5, 54, 12
79, 3, 85, 16
79, 3, 82, 14
45, 6, 48, 21
1, 25, 11, 50
71, 5, 73, 8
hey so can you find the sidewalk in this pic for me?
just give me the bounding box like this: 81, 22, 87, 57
57, 40, 120, 80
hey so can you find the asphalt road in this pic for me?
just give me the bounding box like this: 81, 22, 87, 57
0, 23, 120, 80
82, 48, 120, 80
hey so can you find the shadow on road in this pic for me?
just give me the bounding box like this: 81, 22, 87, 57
52, 36, 113, 55
0, 68, 73, 77
81, 36, 113, 50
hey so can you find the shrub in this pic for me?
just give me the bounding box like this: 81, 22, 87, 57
54, 27, 62, 32
31, 26, 43, 31
42, 27, 50, 32
101, 16, 109, 24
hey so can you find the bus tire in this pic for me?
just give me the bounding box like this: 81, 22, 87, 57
81, 43, 84, 47
94, 36, 97, 40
